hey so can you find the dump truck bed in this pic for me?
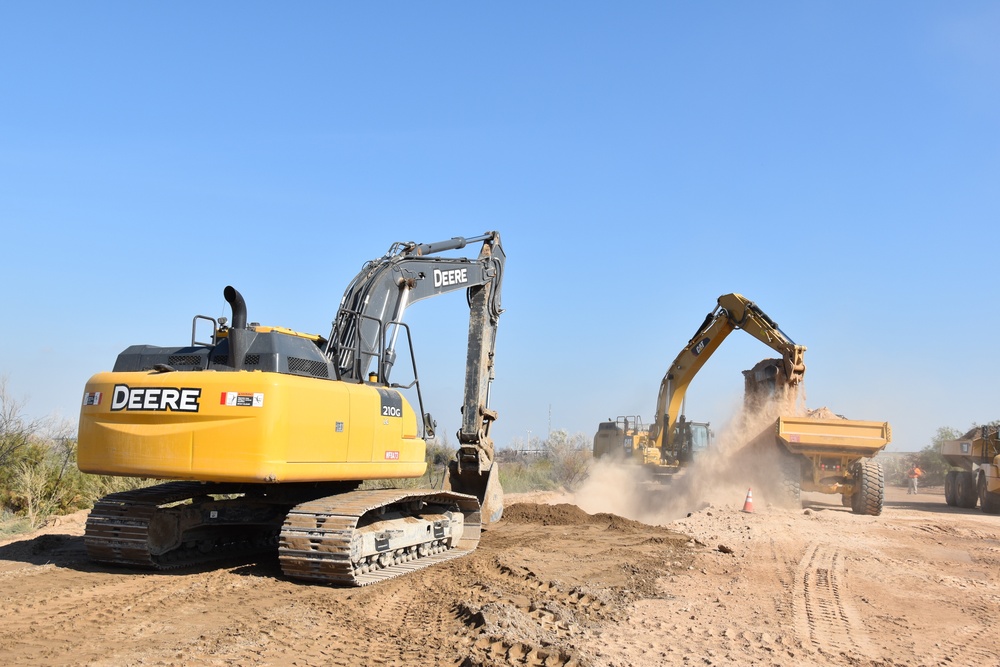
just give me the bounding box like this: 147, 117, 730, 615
775, 416, 891, 458
941, 434, 998, 468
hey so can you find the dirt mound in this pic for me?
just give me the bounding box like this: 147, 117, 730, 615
503, 503, 685, 538
501, 502, 597, 526
806, 406, 846, 419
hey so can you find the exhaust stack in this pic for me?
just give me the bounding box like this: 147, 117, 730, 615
224, 286, 250, 369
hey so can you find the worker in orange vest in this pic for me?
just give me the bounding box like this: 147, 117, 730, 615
907, 464, 924, 494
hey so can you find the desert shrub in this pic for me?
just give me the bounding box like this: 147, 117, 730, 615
0, 378, 47, 473
424, 435, 457, 489
495, 430, 592, 493
0, 508, 30, 536
82, 473, 155, 499
4, 434, 108, 528
544, 430, 591, 491
498, 458, 559, 493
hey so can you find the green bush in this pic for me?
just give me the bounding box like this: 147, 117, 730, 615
498, 458, 560, 493
0, 509, 31, 536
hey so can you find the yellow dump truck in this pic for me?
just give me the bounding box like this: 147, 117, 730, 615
746, 415, 891, 515
941, 425, 1000, 513
742, 358, 891, 515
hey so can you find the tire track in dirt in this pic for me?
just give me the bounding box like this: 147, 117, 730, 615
792, 541, 872, 657
454, 559, 605, 666
0, 571, 207, 664
927, 598, 999, 666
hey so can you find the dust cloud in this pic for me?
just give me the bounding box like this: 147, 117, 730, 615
571, 377, 838, 524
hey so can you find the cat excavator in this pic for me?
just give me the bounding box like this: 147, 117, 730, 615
594, 294, 800, 476
597, 293, 889, 513
645, 293, 807, 468
77, 232, 505, 586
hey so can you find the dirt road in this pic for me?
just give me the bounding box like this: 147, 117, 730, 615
1, 483, 998, 667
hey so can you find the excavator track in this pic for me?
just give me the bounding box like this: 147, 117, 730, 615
278, 489, 481, 586
85, 481, 285, 570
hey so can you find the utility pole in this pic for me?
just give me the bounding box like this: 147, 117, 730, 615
548, 404, 551, 437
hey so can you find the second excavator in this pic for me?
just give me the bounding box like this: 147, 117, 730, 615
596, 292, 890, 514
595, 294, 805, 474
645, 293, 806, 467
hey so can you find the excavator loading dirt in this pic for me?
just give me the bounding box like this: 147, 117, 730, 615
741, 358, 891, 515
645, 294, 806, 467
594, 293, 802, 476
594, 293, 891, 515
77, 232, 505, 586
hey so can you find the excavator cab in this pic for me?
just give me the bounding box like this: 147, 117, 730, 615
672, 416, 712, 463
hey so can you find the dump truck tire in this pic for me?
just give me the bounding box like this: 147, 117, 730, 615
955, 472, 970, 508
852, 459, 883, 516
957, 471, 978, 509
779, 453, 801, 507
944, 470, 958, 506
978, 474, 1000, 515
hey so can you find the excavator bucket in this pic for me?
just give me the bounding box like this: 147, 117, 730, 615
444, 461, 504, 525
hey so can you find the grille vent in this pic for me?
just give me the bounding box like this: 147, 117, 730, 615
212, 355, 228, 365
168, 355, 202, 367
244, 354, 261, 366
289, 357, 329, 378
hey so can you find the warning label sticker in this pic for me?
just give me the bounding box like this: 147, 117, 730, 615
220, 392, 265, 407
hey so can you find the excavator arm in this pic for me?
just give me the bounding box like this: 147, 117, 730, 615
327, 232, 505, 522
648, 293, 806, 461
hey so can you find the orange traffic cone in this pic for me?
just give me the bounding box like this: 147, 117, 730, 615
742, 488, 754, 513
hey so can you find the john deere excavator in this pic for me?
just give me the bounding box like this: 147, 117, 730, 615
77, 232, 505, 586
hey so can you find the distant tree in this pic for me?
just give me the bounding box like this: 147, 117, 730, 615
0, 377, 48, 471
544, 429, 590, 491
7, 425, 90, 529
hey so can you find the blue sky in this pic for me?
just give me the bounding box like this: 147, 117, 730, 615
2, 3, 998, 452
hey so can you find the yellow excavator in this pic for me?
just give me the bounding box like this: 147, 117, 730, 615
594, 294, 799, 476
77, 232, 505, 586
592, 415, 712, 474
644, 293, 806, 468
